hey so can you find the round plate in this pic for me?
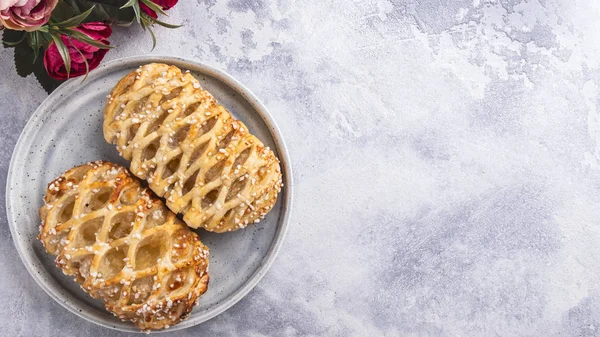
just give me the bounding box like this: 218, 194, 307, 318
5, 56, 293, 333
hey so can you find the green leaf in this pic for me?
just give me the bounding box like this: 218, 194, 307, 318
91, 2, 134, 25
50, 32, 71, 78
147, 24, 156, 50
13, 43, 36, 77
131, 1, 141, 24
2, 39, 25, 47
65, 29, 115, 49
10, 37, 64, 93
152, 17, 182, 29
32, 46, 40, 64
28, 31, 40, 62
32, 55, 64, 93
138, 11, 182, 30
2, 34, 26, 46
88, 0, 129, 6
51, 1, 75, 22
2, 30, 26, 48
63, 0, 135, 25
118, 0, 143, 25
140, 13, 150, 30
139, 0, 167, 16
34, 30, 52, 49
61, 0, 84, 14
56, 5, 95, 28
119, 0, 137, 9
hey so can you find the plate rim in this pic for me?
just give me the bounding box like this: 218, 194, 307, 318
5, 55, 293, 333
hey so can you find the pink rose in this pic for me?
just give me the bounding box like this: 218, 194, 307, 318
0, 0, 58, 31
139, 0, 178, 19
43, 22, 112, 80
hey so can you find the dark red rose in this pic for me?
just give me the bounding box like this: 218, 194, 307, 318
43, 22, 112, 80
139, 0, 178, 19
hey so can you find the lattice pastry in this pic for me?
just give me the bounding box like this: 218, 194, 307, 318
38, 161, 210, 331
103, 63, 283, 233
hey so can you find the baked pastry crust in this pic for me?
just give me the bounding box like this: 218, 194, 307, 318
38, 161, 209, 331
103, 63, 282, 232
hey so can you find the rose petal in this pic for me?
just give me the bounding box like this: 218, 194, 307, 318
0, 0, 20, 11
154, 0, 177, 10
139, 2, 157, 19
77, 22, 112, 40
12, 0, 39, 16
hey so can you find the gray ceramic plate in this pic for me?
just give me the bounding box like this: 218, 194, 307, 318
5, 56, 292, 333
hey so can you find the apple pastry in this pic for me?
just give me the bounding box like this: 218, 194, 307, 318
38, 161, 209, 331
103, 63, 282, 232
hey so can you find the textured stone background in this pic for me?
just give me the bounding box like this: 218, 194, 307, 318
3, 0, 600, 336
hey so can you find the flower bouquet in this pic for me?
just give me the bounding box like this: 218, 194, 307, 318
1, 0, 179, 93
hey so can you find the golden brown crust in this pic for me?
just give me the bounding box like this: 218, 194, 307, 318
103, 63, 282, 232
38, 161, 209, 331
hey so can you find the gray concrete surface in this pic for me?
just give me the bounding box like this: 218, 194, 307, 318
3, 0, 600, 336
